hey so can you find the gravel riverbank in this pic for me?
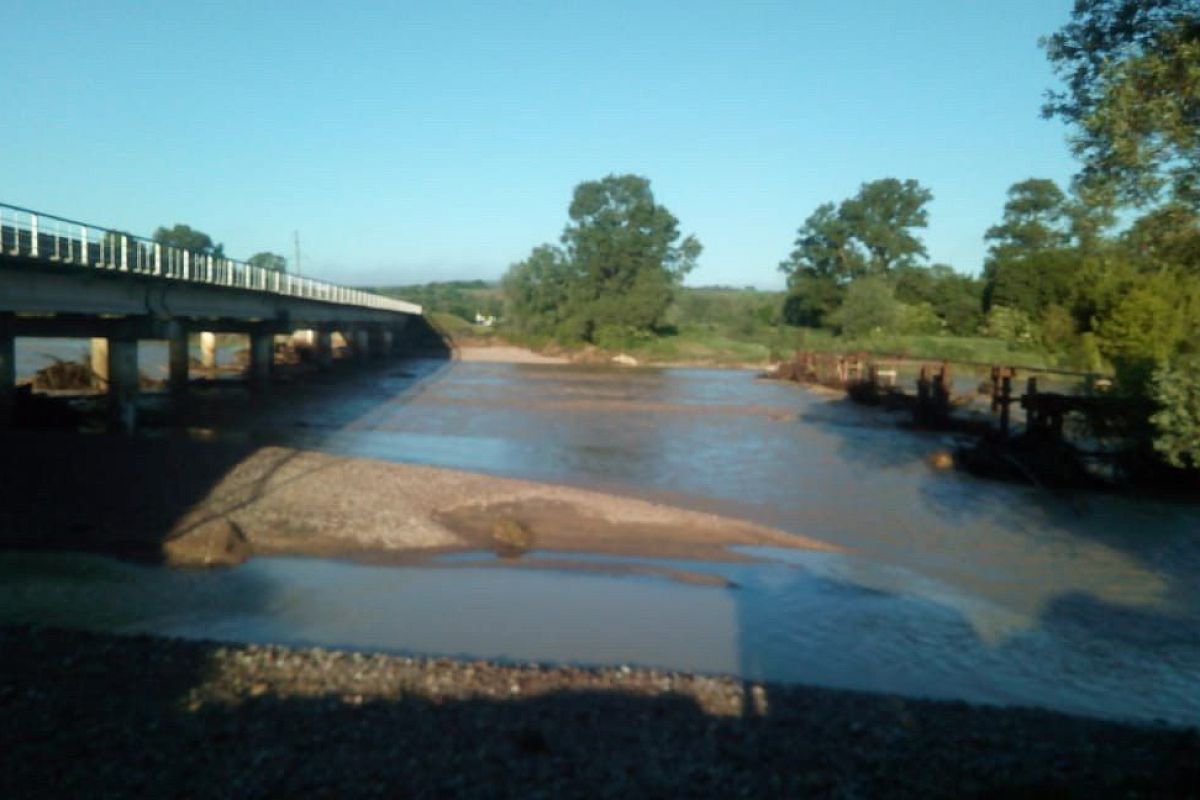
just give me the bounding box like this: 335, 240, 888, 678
0, 431, 834, 569
1, 626, 1195, 799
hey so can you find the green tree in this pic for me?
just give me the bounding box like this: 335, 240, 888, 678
1039, 304, 1078, 348
153, 223, 224, 257
984, 305, 1037, 342
981, 179, 1091, 319
780, 178, 932, 328
1043, 0, 1200, 205
1096, 280, 1186, 386
780, 273, 842, 327
1152, 354, 1200, 468
830, 276, 899, 337
501, 174, 700, 342
247, 252, 288, 272
559, 174, 700, 340
780, 178, 932, 286
894, 263, 984, 334
984, 178, 1073, 261
985, 248, 1082, 318
896, 301, 943, 335
1123, 202, 1200, 271
839, 179, 933, 274
501, 244, 579, 338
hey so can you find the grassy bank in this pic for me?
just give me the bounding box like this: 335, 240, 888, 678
378, 281, 1077, 371
439, 313, 1067, 372
611, 325, 1063, 370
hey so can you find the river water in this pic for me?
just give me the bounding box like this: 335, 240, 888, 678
3, 359, 1199, 725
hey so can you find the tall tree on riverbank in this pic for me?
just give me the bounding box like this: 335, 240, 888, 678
1043, 0, 1200, 207
153, 224, 224, 257
501, 245, 577, 339
779, 178, 932, 326
1024, 0, 1200, 389
502, 174, 701, 343
981, 179, 1083, 318
781, 178, 932, 284
248, 252, 288, 272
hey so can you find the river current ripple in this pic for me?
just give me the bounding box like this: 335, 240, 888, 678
3, 360, 1199, 726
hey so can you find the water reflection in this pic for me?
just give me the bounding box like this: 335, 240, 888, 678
2, 548, 1197, 726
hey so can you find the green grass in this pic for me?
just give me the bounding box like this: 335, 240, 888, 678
420, 308, 1082, 375
614, 324, 1060, 370
426, 311, 499, 343
762, 327, 1063, 369
626, 324, 773, 364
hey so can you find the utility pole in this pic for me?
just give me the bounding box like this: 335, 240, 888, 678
293, 230, 301, 276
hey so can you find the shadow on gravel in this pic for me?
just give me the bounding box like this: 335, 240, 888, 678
0, 627, 1197, 800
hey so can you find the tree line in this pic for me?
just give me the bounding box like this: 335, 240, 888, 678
501, 0, 1199, 469
151, 223, 288, 273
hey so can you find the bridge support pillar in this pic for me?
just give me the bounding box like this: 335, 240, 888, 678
313, 330, 333, 368
200, 331, 218, 370
391, 325, 409, 357
353, 329, 370, 362
0, 315, 14, 427
168, 323, 189, 394
368, 327, 390, 359
248, 329, 273, 389
106, 337, 139, 433
90, 338, 109, 390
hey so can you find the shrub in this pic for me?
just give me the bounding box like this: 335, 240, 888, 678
593, 324, 652, 352
896, 301, 943, 335
984, 305, 1036, 342
1097, 286, 1184, 391
1151, 355, 1200, 470
832, 277, 898, 337
1038, 304, 1076, 347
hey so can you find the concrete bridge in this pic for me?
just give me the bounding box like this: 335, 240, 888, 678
0, 202, 423, 428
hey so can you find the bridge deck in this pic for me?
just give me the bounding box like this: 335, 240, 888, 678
0, 202, 425, 429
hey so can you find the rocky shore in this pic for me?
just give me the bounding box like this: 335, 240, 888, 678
1, 625, 1195, 799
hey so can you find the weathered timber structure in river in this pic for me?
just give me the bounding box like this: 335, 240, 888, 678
0, 202, 424, 429
765, 350, 1192, 489
770, 351, 1118, 441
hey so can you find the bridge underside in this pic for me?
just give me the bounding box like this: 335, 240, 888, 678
0, 255, 423, 429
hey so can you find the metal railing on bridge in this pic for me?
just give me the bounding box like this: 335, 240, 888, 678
0, 202, 421, 315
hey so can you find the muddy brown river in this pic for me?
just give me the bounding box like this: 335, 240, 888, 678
3, 357, 1199, 725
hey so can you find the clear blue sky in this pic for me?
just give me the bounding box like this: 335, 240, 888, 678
2, 1, 1079, 289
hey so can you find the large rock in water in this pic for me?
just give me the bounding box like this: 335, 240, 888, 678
162, 516, 251, 567
611, 353, 638, 367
